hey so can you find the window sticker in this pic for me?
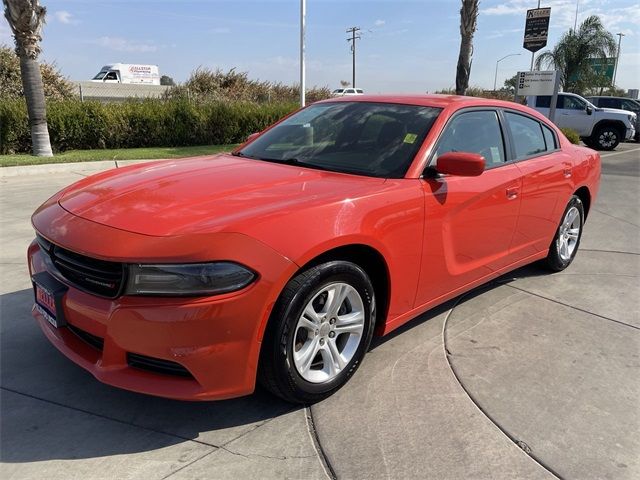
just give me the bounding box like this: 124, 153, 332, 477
490, 147, 501, 163
404, 133, 418, 144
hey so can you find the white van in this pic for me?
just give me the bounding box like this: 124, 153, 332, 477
91, 64, 160, 85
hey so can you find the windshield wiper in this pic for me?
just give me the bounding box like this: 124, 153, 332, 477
259, 157, 333, 172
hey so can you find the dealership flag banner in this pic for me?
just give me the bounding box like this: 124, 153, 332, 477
523, 7, 551, 53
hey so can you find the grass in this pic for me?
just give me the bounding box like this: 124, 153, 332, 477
0, 144, 239, 167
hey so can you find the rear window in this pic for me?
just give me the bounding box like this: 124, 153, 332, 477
505, 112, 546, 159
542, 124, 557, 151
356, 89, 364, 94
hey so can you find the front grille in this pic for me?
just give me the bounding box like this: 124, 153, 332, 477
68, 324, 104, 351
127, 353, 193, 378
37, 235, 125, 298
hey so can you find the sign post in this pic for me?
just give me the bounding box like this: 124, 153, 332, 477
523, 7, 551, 70
515, 70, 560, 122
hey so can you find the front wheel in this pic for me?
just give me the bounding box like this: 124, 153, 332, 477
544, 195, 584, 271
590, 125, 621, 151
259, 261, 376, 404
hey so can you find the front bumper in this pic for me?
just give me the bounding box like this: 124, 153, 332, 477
28, 201, 296, 401
626, 124, 636, 141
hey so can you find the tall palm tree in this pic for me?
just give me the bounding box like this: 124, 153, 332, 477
455, 0, 479, 95
3, 0, 53, 156
535, 15, 617, 94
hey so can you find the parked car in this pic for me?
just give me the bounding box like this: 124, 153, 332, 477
332, 87, 364, 96
29, 95, 600, 403
585, 96, 640, 141
527, 92, 636, 150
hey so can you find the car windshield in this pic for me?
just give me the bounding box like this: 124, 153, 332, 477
332, 89, 344, 93
237, 102, 441, 178
92, 70, 108, 80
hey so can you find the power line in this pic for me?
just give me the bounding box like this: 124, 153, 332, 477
346, 26, 361, 88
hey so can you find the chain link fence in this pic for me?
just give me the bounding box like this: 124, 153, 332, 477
73, 82, 173, 102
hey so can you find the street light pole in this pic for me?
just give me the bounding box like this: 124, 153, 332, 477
300, 0, 306, 107
612, 32, 625, 88
494, 53, 521, 91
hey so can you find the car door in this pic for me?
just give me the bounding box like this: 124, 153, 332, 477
415, 109, 523, 306
504, 111, 574, 257
556, 95, 593, 136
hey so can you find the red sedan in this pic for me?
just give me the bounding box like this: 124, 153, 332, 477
28, 95, 600, 403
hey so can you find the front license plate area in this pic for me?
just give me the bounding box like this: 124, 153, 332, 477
32, 271, 68, 328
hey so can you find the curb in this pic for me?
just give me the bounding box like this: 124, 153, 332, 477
0, 159, 160, 178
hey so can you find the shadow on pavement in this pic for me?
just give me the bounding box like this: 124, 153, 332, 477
0, 288, 296, 463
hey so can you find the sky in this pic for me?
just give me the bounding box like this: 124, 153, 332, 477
1, 0, 638, 93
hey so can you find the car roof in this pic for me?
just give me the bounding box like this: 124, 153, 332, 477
587, 96, 634, 100
316, 93, 531, 111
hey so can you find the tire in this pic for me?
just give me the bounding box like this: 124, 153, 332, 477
259, 261, 376, 404
544, 195, 584, 272
590, 125, 621, 151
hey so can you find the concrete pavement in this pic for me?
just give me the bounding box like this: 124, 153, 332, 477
1, 143, 638, 479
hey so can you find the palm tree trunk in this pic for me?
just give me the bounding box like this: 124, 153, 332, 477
455, 0, 479, 95
19, 55, 52, 156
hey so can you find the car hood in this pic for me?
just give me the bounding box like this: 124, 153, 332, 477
596, 107, 636, 118
58, 154, 385, 236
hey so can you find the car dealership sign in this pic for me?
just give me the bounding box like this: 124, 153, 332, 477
523, 7, 551, 52
516, 70, 557, 96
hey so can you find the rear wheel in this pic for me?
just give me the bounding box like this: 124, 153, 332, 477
590, 125, 621, 150
544, 195, 584, 271
259, 261, 375, 403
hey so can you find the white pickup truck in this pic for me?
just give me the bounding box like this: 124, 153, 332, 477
526, 92, 636, 150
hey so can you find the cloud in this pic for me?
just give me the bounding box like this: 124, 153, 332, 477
210, 27, 231, 34
95, 36, 158, 53
482, 0, 640, 31
54, 11, 79, 25
374, 19, 386, 27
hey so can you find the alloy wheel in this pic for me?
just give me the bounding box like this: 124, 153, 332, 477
292, 282, 365, 383
556, 206, 581, 261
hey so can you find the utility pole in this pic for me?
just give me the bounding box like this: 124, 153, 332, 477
346, 26, 361, 87
300, 0, 306, 107
612, 32, 625, 88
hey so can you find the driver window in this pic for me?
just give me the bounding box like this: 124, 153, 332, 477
433, 111, 505, 166
104, 71, 118, 81
563, 96, 585, 110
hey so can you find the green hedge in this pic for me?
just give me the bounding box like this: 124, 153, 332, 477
559, 127, 581, 145
0, 99, 297, 154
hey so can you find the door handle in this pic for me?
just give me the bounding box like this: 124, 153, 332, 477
563, 168, 572, 178
506, 187, 519, 200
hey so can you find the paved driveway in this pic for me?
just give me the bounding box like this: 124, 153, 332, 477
1, 143, 638, 479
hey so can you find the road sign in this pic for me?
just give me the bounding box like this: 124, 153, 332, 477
516, 70, 557, 96
588, 57, 616, 82
523, 7, 551, 53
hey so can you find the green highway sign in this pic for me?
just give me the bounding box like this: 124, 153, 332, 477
588, 57, 615, 82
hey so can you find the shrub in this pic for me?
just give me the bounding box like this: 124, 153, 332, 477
560, 127, 581, 145
0, 45, 74, 100
0, 98, 297, 154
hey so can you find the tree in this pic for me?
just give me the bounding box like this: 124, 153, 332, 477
160, 74, 175, 86
3, 0, 53, 156
535, 15, 617, 95
455, 0, 479, 95
0, 45, 73, 99
503, 74, 518, 94
339, 80, 351, 88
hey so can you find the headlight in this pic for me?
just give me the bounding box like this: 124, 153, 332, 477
125, 262, 256, 296
630, 114, 637, 122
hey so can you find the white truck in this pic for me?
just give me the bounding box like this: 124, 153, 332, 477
527, 92, 636, 150
91, 64, 160, 85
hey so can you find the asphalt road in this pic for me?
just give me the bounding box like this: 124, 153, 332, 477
1, 143, 638, 479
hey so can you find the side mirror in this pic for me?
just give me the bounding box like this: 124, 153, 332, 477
586, 106, 593, 115
246, 132, 260, 142
436, 152, 485, 177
